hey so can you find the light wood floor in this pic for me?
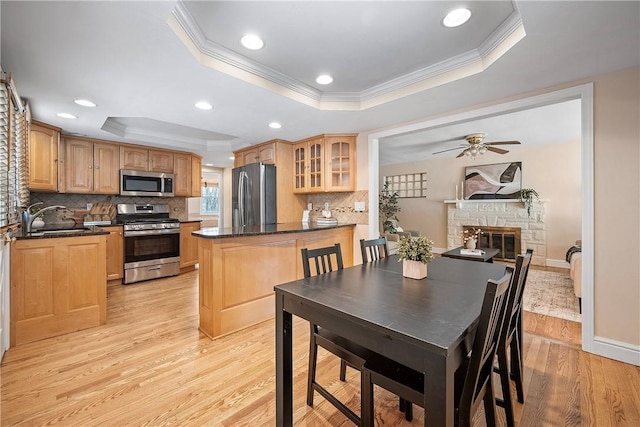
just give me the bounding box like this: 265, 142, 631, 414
2, 271, 639, 426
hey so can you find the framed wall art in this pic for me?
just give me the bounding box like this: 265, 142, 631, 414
464, 162, 522, 199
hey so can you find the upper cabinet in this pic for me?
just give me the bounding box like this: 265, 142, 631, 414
234, 140, 277, 167
120, 146, 174, 173
293, 134, 356, 193
174, 153, 202, 197
29, 121, 60, 192
63, 137, 119, 194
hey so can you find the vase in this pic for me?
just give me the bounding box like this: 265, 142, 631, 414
402, 260, 427, 280
465, 238, 476, 249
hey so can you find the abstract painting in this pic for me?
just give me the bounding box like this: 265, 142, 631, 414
464, 162, 522, 199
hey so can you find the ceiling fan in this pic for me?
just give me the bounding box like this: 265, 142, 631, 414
432, 133, 521, 158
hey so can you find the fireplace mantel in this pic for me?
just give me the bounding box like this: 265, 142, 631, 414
444, 199, 521, 204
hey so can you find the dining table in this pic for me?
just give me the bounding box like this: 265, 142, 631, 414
274, 255, 507, 427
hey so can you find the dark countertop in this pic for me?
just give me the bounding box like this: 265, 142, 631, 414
193, 222, 355, 239
15, 225, 109, 240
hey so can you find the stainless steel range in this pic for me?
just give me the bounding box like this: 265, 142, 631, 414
116, 204, 180, 284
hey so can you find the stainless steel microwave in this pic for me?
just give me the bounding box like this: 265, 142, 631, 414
120, 169, 174, 197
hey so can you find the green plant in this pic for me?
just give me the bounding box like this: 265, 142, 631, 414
396, 236, 434, 264
379, 181, 401, 233
519, 188, 540, 217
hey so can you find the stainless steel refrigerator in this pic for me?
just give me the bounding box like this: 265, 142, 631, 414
232, 163, 277, 227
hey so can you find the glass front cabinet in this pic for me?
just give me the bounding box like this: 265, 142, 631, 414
293, 134, 355, 193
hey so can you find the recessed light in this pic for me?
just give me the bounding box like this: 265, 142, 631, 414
240, 34, 264, 50
269, 122, 282, 129
229, 156, 235, 160
205, 163, 214, 166
74, 99, 96, 107
195, 101, 213, 110
316, 74, 333, 85
443, 8, 471, 27
57, 112, 77, 119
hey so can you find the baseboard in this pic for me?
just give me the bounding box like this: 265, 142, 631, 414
590, 336, 640, 366
546, 258, 570, 269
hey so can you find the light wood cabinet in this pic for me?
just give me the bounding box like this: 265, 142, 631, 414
29, 121, 60, 192
234, 141, 277, 167
191, 155, 202, 197
174, 153, 202, 197
63, 137, 119, 194
104, 226, 123, 281
293, 134, 356, 193
10, 235, 107, 345
180, 222, 200, 271
120, 146, 174, 173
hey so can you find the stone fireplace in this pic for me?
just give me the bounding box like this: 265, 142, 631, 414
447, 200, 546, 266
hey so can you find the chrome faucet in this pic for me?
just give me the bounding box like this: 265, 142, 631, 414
22, 202, 66, 233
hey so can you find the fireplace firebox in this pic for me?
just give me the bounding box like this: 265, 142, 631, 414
464, 225, 521, 261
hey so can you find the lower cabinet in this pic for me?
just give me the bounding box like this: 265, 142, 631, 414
180, 222, 201, 271
104, 226, 123, 281
10, 235, 107, 345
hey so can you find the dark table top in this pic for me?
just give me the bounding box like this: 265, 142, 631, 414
275, 256, 506, 354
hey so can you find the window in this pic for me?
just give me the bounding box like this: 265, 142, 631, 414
383, 173, 428, 198
200, 184, 219, 214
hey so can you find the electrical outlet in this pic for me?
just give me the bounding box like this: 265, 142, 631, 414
354, 201, 366, 212
86, 203, 93, 210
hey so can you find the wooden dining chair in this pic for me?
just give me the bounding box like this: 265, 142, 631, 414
359, 237, 389, 263
494, 249, 533, 427
301, 243, 372, 425
361, 267, 514, 426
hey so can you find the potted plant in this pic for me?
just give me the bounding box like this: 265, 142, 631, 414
396, 235, 434, 279
379, 181, 401, 233
519, 188, 540, 217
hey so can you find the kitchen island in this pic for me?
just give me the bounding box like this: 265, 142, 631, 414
193, 222, 355, 339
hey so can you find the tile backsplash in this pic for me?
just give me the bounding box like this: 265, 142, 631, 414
306, 191, 369, 225
29, 193, 188, 224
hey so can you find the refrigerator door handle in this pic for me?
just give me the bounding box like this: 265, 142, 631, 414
238, 171, 247, 227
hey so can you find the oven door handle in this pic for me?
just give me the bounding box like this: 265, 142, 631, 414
124, 229, 180, 237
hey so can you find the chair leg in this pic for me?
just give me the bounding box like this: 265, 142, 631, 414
307, 325, 318, 406
509, 335, 525, 403
340, 360, 347, 381
483, 380, 498, 427
497, 344, 516, 427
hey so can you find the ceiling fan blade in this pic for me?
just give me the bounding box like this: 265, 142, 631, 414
432, 146, 465, 155
486, 146, 509, 154
456, 150, 467, 158
485, 140, 521, 146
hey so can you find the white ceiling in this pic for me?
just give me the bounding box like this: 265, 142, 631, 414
1, 1, 638, 167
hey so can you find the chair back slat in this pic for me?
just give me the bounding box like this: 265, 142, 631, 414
458, 267, 513, 424
360, 237, 389, 263
301, 243, 344, 278
503, 249, 533, 334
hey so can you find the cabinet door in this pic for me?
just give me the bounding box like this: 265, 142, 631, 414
242, 149, 259, 165
180, 222, 200, 269
191, 156, 202, 197
120, 146, 148, 171
29, 123, 59, 191
64, 138, 94, 193
324, 135, 355, 192
104, 226, 123, 280
93, 142, 120, 194
173, 153, 192, 196
307, 137, 325, 192
257, 143, 276, 164
293, 142, 306, 193
149, 150, 174, 173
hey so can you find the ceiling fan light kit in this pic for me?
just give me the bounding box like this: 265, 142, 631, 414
433, 133, 521, 158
